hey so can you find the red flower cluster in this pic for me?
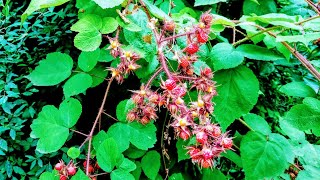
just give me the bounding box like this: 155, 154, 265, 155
54, 160, 77, 180
107, 37, 141, 84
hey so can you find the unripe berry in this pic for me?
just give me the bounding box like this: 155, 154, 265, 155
201, 159, 212, 168
88, 165, 94, 173
196, 131, 208, 144
165, 79, 176, 90
55, 162, 64, 171
140, 116, 150, 125
212, 126, 221, 137
185, 43, 199, 54
163, 20, 175, 31
201, 12, 213, 26
60, 175, 67, 180
202, 147, 213, 160
196, 31, 209, 43
179, 129, 191, 140
179, 58, 190, 68
222, 138, 233, 149
67, 166, 77, 176
127, 111, 137, 122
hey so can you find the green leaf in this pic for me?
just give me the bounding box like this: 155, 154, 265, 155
88, 64, 109, 87
39, 171, 59, 180
116, 16, 142, 32
201, 169, 226, 180
211, 43, 244, 71
96, 138, 121, 172
283, 97, 320, 136
241, 131, 292, 180
297, 165, 320, 180
22, 0, 69, 22
59, 98, 82, 127
71, 14, 102, 33
92, 0, 124, 9
279, 119, 305, 142
195, 0, 226, 6
0, 139, 8, 151
67, 147, 80, 159
222, 150, 243, 168
74, 31, 102, 52
123, 145, 146, 159
141, 150, 161, 180
169, 173, 184, 180
176, 138, 190, 162
193, 60, 210, 76
116, 99, 135, 122
236, 44, 283, 61
70, 169, 90, 180
280, 82, 316, 97
27, 52, 73, 86
30, 98, 82, 153
117, 158, 137, 172
111, 169, 135, 180
63, 73, 93, 98
276, 32, 320, 46
212, 15, 236, 27
78, 49, 100, 72
132, 161, 142, 180
243, 0, 277, 15
214, 66, 259, 129
243, 113, 271, 135
100, 17, 119, 34
92, 130, 108, 150
143, 0, 172, 20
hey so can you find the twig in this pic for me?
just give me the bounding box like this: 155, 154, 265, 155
305, 0, 320, 15
70, 129, 88, 137
160, 32, 194, 43
145, 67, 164, 88
102, 111, 119, 121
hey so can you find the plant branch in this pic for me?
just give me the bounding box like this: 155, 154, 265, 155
146, 67, 164, 88
305, 0, 320, 15
70, 129, 88, 137
160, 32, 194, 43
85, 77, 114, 175
102, 111, 119, 121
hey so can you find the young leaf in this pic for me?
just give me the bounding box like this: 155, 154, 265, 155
71, 14, 102, 33
141, 150, 161, 180
110, 169, 135, 180
236, 44, 283, 61
117, 158, 137, 172
100, 17, 119, 34
279, 81, 316, 97
78, 49, 100, 72
59, 98, 82, 127
211, 43, 244, 70
214, 66, 259, 129
27, 52, 73, 86
96, 138, 122, 172
67, 147, 80, 159
142, 0, 172, 20
92, 130, 108, 150
63, 73, 93, 98
241, 131, 293, 180
74, 31, 102, 52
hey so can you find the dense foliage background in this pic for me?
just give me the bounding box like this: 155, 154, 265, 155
1, 0, 320, 179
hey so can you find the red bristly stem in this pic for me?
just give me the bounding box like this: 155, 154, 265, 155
173, 75, 198, 81
160, 32, 194, 43
145, 67, 164, 88
85, 77, 114, 175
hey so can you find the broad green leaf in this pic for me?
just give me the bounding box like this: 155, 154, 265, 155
123, 145, 146, 159
263, 35, 291, 60
67, 147, 80, 159
78, 49, 100, 72
201, 169, 226, 180
276, 32, 320, 46
243, 113, 271, 135
107, 123, 131, 152
96, 138, 121, 172
214, 66, 259, 129
169, 173, 184, 180
116, 16, 142, 32
243, 0, 277, 15
22, 0, 69, 22
92, 0, 124, 9
88, 65, 108, 87
59, 98, 82, 127
241, 131, 292, 180
100, 17, 119, 34
280, 82, 316, 97
195, 0, 226, 6
70, 169, 90, 180
63, 73, 93, 98
246, 13, 300, 23
117, 158, 137, 172
212, 14, 235, 27
211, 43, 244, 70
176, 138, 191, 162
27, 52, 73, 86
221, 150, 243, 168
74, 31, 102, 52
132, 161, 142, 180
30, 106, 69, 153
193, 60, 210, 75
143, 0, 172, 20
92, 130, 108, 150
71, 14, 102, 33
279, 119, 305, 142
294, 142, 320, 167
141, 150, 161, 180
116, 99, 135, 122
236, 44, 283, 61
0, 139, 7, 151
283, 97, 320, 136
39, 171, 59, 180
111, 169, 135, 180
297, 165, 320, 180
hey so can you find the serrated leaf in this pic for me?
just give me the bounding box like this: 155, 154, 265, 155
92, 0, 124, 9
74, 31, 102, 52
141, 150, 160, 180
123, 145, 146, 159
100, 17, 118, 34
71, 14, 102, 33
88, 65, 108, 87
143, 0, 172, 20
296, 165, 320, 180
116, 99, 135, 122
27, 52, 73, 86
280, 82, 316, 97
241, 132, 292, 180
70, 169, 90, 180
92, 130, 108, 150
39, 171, 59, 180
78, 49, 100, 72
116, 16, 142, 32
201, 169, 226, 180
283, 97, 320, 135
63, 73, 92, 98
214, 66, 259, 129
111, 169, 135, 180
276, 32, 320, 46
243, 113, 271, 135
59, 98, 82, 127
279, 119, 305, 142
211, 43, 244, 71
117, 158, 136, 172
195, 0, 227, 6
67, 147, 80, 159
22, 0, 69, 22
96, 138, 121, 172
243, 0, 276, 15
236, 44, 283, 61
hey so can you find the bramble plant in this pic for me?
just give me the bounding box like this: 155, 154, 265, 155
18, 0, 320, 179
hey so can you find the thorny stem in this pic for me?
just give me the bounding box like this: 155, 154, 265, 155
160, 32, 194, 43
305, 0, 320, 15
70, 129, 88, 137
173, 75, 198, 81
145, 67, 164, 88
159, 52, 173, 79
102, 111, 119, 121
86, 77, 114, 175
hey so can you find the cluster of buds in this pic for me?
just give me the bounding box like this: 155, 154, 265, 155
54, 160, 77, 180
127, 86, 162, 124
83, 160, 100, 179
107, 37, 141, 84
